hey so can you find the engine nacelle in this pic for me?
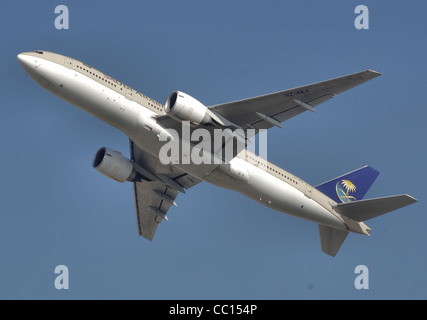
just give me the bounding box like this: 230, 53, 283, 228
165, 91, 212, 125
92, 147, 136, 183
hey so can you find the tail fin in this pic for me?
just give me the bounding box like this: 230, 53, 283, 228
316, 166, 418, 257
318, 225, 349, 257
324, 194, 418, 256
315, 165, 380, 203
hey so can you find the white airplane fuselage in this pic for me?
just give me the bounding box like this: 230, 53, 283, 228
17, 51, 369, 236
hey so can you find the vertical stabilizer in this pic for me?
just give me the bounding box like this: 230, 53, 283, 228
315, 166, 379, 204
318, 225, 349, 257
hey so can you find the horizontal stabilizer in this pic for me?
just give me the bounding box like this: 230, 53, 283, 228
334, 194, 418, 221
319, 225, 349, 257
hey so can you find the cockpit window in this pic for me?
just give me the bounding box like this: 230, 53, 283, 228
33, 51, 44, 54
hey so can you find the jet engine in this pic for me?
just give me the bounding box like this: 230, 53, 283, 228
165, 91, 212, 125
92, 147, 136, 183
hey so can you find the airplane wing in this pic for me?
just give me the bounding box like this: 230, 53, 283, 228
209, 70, 382, 129
130, 140, 201, 240
155, 70, 380, 163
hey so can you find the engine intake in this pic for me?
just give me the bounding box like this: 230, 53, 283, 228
165, 91, 212, 125
93, 147, 136, 183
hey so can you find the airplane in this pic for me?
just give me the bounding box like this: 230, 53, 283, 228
17, 50, 417, 256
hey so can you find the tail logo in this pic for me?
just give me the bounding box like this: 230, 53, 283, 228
336, 180, 357, 203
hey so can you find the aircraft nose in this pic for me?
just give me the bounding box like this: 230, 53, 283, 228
17, 53, 35, 72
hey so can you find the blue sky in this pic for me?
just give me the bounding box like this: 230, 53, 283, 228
1, 0, 426, 299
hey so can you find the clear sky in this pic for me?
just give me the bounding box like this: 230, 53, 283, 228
1, 0, 426, 299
